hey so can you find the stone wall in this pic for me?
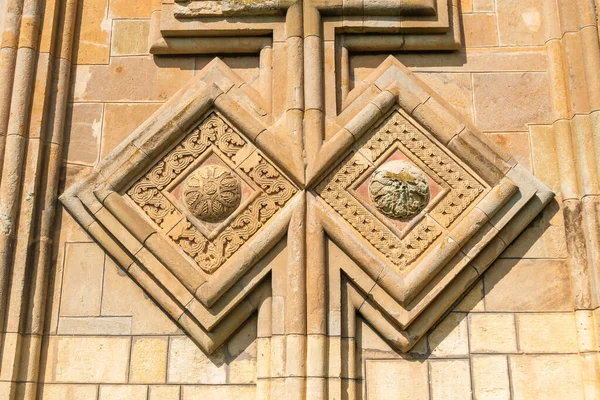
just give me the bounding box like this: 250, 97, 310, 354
0, 0, 599, 399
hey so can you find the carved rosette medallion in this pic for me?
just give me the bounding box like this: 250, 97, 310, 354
369, 160, 430, 220
127, 112, 297, 274
182, 165, 242, 223
316, 110, 487, 270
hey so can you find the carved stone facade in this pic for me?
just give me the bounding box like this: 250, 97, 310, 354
0, 0, 600, 400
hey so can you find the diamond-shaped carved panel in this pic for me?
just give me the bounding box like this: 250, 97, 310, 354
311, 57, 555, 347
127, 112, 297, 274
60, 65, 302, 353
317, 110, 488, 272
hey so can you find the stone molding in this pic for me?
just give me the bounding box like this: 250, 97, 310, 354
60, 59, 303, 352
62, 52, 553, 356
7, 0, 600, 398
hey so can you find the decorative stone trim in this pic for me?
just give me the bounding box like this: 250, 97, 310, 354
60, 61, 302, 352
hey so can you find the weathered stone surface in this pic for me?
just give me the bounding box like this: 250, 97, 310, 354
471, 355, 511, 400
167, 337, 227, 384
181, 386, 256, 399
74, 0, 111, 64
57, 316, 132, 335
429, 360, 472, 400
429, 312, 469, 357
109, 0, 159, 18
462, 13, 499, 47
366, 359, 429, 400
2, 0, 597, 398
59, 243, 105, 317
98, 386, 148, 400
469, 314, 518, 353
487, 132, 532, 172
516, 313, 579, 353
72, 57, 194, 102
149, 386, 180, 400
473, 72, 553, 131
130, 337, 168, 383
100, 258, 179, 334
497, 0, 548, 46
101, 103, 162, 157
39, 385, 98, 400
45, 337, 130, 383
64, 103, 102, 165
483, 259, 573, 312
509, 355, 584, 400
111, 20, 150, 56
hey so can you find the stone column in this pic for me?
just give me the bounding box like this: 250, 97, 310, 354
542, 0, 600, 397
0, 0, 78, 398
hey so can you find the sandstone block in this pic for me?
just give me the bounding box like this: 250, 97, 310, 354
473, 72, 552, 131
509, 355, 584, 399
429, 359, 472, 400
45, 337, 130, 383
483, 259, 573, 312
454, 280, 485, 312
181, 385, 256, 399
497, 0, 547, 46
57, 316, 132, 335
460, 0, 473, 12
473, 0, 494, 12
501, 200, 568, 259
227, 319, 258, 384
469, 314, 517, 353
64, 103, 102, 166
101, 103, 162, 157
149, 386, 180, 400
130, 337, 168, 383
74, 0, 111, 64
487, 132, 532, 172
462, 14, 499, 47
73, 56, 194, 102
429, 312, 469, 357
109, 0, 159, 18
98, 385, 148, 400
167, 337, 227, 384
101, 258, 179, 335
39, 384, 98, 400
60, 243, 104, 317
111, 20, 150, 56
365, 359, 429, 400
516, 313, 578, 353
471, 355, 510, 400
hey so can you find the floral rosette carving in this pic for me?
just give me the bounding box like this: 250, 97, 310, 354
182, 165, 242, 223
369, 161, 430, 220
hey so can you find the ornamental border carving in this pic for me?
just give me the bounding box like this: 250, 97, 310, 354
60, 54, 554, 357
317, 110, 486, 270
128, 112, 297, 274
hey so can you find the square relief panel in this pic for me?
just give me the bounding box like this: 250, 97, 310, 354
127, 111, 296, 274
318, 109, 488, 272
60, 65, 302, 352
310, 57, 554, 349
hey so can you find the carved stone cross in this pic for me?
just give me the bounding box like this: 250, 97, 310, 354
61, 1, 553, 398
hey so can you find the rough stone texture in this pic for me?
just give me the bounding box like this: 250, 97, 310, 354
111, 20, 150, 56
469, 314, 518, 353
129, 338, 168, 383
366, 360, 429, 400
473, 72, 553, 131
510, 355, 585, 400
1, 0, 599, 399
483, 259, 573, 312
44, 337, 130, 383
471, 355, 511, 400
429, 360, 472, 400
